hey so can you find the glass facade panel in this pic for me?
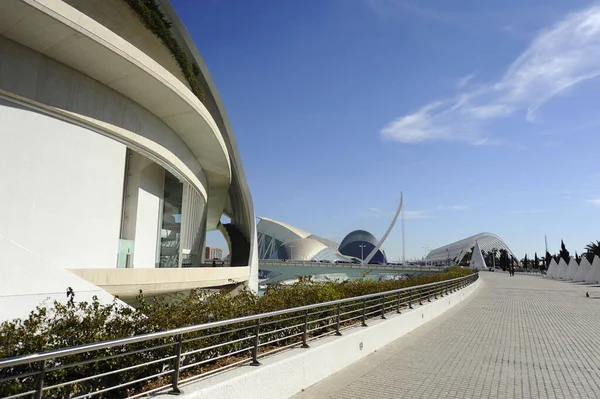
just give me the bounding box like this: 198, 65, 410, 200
116, 239, 135, 268
159, 171, 183, 268
179, 184, 206, 267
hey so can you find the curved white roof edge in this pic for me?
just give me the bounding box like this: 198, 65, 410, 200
4, 0, 232, 228
156, 0, 257, 238
281, 238, 329, 260
0, 90, 210, 200
258, 217, 312, 239
426, 232, 517, 263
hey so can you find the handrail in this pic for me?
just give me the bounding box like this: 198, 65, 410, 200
0, 272, 478, 398
0, 274, 467, 368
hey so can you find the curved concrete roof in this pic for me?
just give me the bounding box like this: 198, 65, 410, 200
258, 217, 311, 239
425, 232, 517, 263
257, 217, 350, 261
307, 234, 341, 251
281, 238, 329, 261
1, 0, 232, 228
156, 0, 257, 240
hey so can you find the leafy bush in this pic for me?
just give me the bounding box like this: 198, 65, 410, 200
0, 267, 471, 397
123, 0, 206, 104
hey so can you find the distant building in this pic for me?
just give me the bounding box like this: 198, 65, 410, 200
257, 217, 387, 264
205, 247, 224, 260
425, 233, 517, 265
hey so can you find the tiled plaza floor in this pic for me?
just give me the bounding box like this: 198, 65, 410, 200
293, 273, 600, 399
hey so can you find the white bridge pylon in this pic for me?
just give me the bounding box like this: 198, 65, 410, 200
363, 192, 404, 265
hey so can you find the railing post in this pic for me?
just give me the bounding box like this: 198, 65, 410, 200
170, 334, 183, 394
361, 298, 368, 326
434, 286, 438, 299
34, 360, 46, 399
335, 303, 342, 336
427, 287, 432, 302
408, 290, 414, 309
418, 289, 423, 306
396, 292, 401, 314
302, 309, 310, 348
251, 318, 261, 366
380, 295, 386, 319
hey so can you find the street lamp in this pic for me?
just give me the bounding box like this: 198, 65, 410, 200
422, 246, 430, 267
359, 244, 366, 264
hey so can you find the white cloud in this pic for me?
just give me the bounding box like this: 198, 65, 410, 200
381, 4, 600, 144
438, 205, 469, 211
365, 0, 451, 22
456, 74, 475, 89
506, 209, 551, 214
587, 198, 600, 206
403, 210, 432, 219
462, 104, 513, 119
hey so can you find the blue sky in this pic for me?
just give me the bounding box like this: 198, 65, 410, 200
174, 0, 600, 261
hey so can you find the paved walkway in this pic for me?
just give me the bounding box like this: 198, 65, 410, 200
293, 273, 600, 399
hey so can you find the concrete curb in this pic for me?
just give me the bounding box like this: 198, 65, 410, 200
160, 278, 481, 399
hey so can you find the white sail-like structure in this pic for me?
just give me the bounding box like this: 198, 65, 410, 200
566, 257, 579, 280
469, 241, 487, 270
587, 256, 600, 284
546, 259, 558, 278
546, 258, 558, 278
556, 258, 569, 279
575, 258, 591, 281
363, 192, 403, 265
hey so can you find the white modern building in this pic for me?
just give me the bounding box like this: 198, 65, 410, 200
256, 217, 389, 264
0, 0, 258, 320
425, 233, 518, 265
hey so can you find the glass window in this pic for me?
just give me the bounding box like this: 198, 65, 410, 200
159, 171, 183, 267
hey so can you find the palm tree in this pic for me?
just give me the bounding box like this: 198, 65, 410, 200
584, 240, 600, 261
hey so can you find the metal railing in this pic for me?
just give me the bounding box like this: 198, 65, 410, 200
0, 273, 478, 399
257, 260, 447, 271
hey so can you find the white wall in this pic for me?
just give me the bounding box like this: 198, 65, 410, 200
0, 99, 126, 320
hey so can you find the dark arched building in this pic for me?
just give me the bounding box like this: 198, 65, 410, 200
339, 230, 387, 264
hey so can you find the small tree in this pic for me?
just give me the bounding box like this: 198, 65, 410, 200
559, 240, 570, 263
575, 252, 581, 263
545, 251, 553, 269
534, 252, 540, 270
522, 254, 529, 269
584, 240, 600, 262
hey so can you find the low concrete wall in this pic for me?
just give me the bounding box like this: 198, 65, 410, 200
161, 278, 481, 399
70, 266, 250, 298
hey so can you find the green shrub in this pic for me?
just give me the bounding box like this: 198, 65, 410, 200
0, 268, 472, 397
